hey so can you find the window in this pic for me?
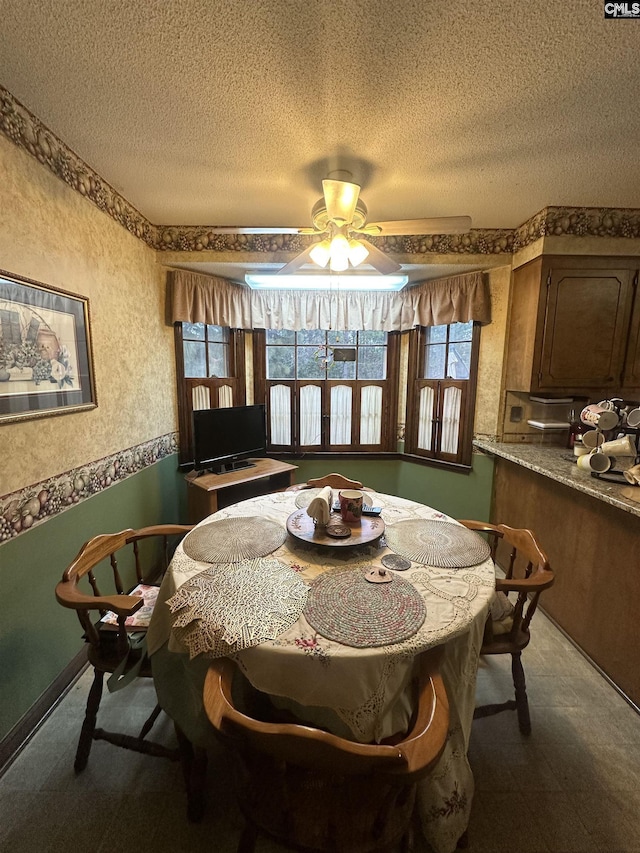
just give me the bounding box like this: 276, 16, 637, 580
405, 322, 480, 466
182, 323, 230, 379
174, 323, 245, 465
254, 329, 399, 453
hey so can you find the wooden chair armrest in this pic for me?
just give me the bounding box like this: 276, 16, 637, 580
55, 581, 145, 617
395, 648, 449, 776
495, 569, 554, 593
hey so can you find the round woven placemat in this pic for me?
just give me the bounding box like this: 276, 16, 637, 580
384, 519, 491, 568
182, 517, 287, 563
304, 568, 426, 647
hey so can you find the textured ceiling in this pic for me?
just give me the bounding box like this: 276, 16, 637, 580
1, 0, 639, 248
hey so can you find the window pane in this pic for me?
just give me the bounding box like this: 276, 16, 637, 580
328, 359, 356, 379
360, 385, 382, 444
327, 330, 356, 346
447, 342, 471, 379
424, 344, 446, 379
207, 343, 229, 377
297, 346, 325, 379
358, 330, 386, 346
267, 346, 295, 379
426, 325, 447, 344
270, 385, 292, 444
330, 385, 352, 444
449, 321, 473, 343
441, 386, 462, 454
417, 386, 435, 451
183, 341, 206, 377
297, 329, 325, 345
357, 347, 386, 379
183, 322, 205, 341
266, 329, 295, 344
207, 325, 228, 343
300, 385, 322, 445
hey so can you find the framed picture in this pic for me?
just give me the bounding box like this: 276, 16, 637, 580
0, 269, 97, 423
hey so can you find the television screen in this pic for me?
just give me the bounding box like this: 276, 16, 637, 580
193, 404, 267, 474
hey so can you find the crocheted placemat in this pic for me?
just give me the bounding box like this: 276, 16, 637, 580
182, 517, 287, 563
167, 557, 308, 658
384, 519, 491, 568
304, 568, 426, 647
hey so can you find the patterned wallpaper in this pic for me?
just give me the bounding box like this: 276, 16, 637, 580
2, 83, 640, 258
0, 132, 177, 529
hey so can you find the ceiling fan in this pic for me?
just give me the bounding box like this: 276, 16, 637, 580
208, 171, 472, 276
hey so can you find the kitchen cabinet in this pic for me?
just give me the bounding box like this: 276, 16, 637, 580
505, 256, 639, 395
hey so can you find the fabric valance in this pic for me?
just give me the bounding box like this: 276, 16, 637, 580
168, 268, 491, 331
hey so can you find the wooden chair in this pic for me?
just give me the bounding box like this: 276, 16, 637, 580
459, 521, 554, 735
287, 472, 364, 493
203, 650, 449, 853
55, 524, 192, 771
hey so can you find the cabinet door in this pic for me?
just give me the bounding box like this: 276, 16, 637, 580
537, 267, 633, 390
622, 272, 640, 392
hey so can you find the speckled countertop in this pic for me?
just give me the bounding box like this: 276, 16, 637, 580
473, 439, 640, 519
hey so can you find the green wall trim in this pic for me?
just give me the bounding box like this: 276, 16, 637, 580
0, 454, 187, 741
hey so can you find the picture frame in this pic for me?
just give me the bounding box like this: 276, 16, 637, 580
0, 269, 97, 423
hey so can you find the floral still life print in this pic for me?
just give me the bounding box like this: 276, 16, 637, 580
0, 271, 96, 422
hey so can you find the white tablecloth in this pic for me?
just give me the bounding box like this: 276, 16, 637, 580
148, 489, 495, 853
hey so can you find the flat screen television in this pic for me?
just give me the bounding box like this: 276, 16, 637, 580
193, 404, 267, 474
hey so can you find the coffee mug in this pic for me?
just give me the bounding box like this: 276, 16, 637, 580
339, 489, 364, 522
573, 443, 590, 457
626, 408, 640, 429
600, 435, 637, 457
624, 464, 640, 485
576, 451, 615, 473
580, 405, 620, 432
582, 429, 605, 450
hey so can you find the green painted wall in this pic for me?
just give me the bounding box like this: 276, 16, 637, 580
0, 455, 187, 742
0, 451, 495, 742
291, 453, 495, 522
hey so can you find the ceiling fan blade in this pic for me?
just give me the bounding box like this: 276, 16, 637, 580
358, 240, 402, 275
322, 180, 361, 226
276, 245, 317, 275
204, 226, 304, 235
364, 216, 472, 236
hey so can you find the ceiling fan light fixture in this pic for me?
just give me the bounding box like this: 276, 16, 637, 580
328, 232, 350, 271
309, 238, 331, 268
348, 238, 369, 267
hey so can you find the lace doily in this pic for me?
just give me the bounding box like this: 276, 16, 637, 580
304, 568, 426, 648
181, 516, 287, 563
384, 519, 491, 568
167, 557, 308, 658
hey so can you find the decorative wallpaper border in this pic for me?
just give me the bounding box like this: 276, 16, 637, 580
3, 84, 640, 259
0, 432, 178, 544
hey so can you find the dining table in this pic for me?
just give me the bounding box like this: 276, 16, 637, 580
147, 486, 496, 853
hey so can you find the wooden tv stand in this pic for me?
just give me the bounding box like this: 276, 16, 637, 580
186, 457, 298, 523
